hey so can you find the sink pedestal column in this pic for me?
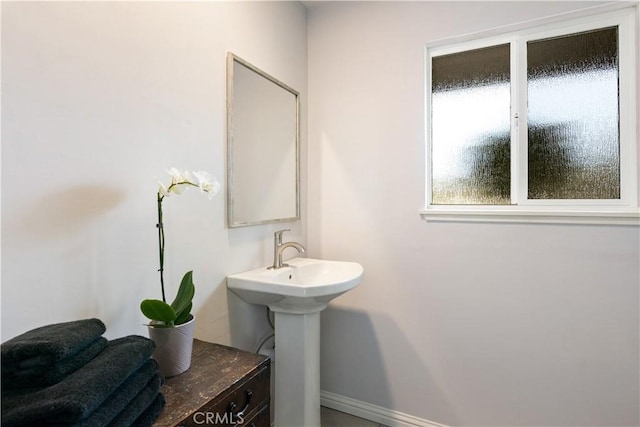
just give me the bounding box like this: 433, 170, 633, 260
273, 309, 323, 427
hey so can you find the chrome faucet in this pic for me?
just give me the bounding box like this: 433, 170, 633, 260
269, 229, 305, 269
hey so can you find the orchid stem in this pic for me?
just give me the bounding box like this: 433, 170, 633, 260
156, 179, 206, 304
157, 193, 166, 303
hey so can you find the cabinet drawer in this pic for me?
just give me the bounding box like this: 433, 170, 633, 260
181, 363, 270, 426
242, 403, 270, 427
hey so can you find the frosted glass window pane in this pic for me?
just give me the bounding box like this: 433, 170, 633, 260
431, 44, 511, 205
527, 27, 620, 199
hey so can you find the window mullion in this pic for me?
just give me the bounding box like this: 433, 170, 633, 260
515, 36, 529, 206
509, 38, 518, 205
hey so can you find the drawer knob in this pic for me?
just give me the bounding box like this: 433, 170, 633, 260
227, 389, 253, 422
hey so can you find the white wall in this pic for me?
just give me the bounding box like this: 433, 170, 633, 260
307, 2, 639, 426
1, 1, 307, 353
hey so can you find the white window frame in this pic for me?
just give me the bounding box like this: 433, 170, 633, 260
422, 6, 639, 226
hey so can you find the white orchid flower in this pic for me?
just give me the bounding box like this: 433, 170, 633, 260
201, 179, 221, 200
193, 171, 221, 199
192, 170, 211, 186
208, 179, 221, 199
170, 183, 185, 195
158, 181, 170, 198
167, 167, 185, 185
183, 170, 194, 185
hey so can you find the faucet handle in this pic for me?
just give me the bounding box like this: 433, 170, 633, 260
273, 228, 291, 238
274, 229, 290, 241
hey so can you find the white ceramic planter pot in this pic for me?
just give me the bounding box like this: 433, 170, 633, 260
147, 315, 195, 377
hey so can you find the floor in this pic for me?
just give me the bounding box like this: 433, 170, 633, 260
321, 407, 388, 427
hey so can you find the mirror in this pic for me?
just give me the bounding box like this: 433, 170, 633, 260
226, 53, 300, 227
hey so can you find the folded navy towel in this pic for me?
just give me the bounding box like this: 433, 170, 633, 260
11, 360, 162, 427
2, 337, 108, 389
131, 393, 166, 427
75, 360, 162, 427
1, 319, 106, 367
105, 376, 163, 427
1, 335, 155, 427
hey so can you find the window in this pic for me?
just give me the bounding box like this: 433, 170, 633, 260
424, 7, 638, 225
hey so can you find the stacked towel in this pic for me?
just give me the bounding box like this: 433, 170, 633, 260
2, 318, 107, 388
1, 320, 165, 427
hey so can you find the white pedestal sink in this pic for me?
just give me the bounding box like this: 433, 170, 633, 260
227, 257, 363, 427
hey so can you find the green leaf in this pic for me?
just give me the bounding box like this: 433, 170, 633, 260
175, 302, 193, 325
140, 299, 177, 324
170, 271, 195, 318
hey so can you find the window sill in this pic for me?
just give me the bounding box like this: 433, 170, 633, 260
420, 207, 640, 226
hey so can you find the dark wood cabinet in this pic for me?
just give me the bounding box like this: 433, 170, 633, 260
154, 339, 270, 427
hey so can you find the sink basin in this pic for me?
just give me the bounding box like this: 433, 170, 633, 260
227, 257, 363, 314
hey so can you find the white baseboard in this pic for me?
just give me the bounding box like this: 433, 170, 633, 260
320, 391, 449, 427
